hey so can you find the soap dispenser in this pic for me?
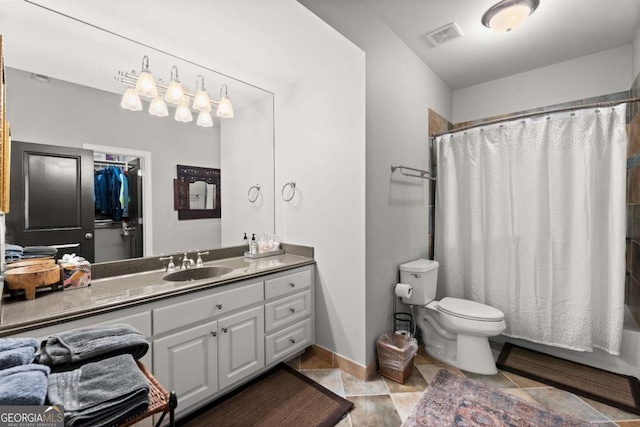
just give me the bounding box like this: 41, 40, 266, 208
242, 232, 248, 248
250, 234, 258, 255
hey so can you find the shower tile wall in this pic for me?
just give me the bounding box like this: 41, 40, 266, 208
427, 109, 452, 260
626, 74, 640, 326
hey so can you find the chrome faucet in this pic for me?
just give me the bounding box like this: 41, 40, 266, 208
196, 251, 209, 267
159, 256, 175, 272
181, 252, 195, 269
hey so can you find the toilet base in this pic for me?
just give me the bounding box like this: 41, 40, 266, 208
423, 334, 498, 375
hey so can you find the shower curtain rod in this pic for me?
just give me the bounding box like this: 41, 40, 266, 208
432, 96, 640, 138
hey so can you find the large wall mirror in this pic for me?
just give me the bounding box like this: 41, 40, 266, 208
0, 1, 275, 262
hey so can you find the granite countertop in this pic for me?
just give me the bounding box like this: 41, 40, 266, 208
0, 253, 315, 336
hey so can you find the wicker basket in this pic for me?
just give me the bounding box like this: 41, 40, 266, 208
118, 361, 172, 427
377, 332, 417, 384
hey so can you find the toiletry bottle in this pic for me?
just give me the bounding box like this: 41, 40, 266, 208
250, 233, 258, 255
242, 233, 248, 248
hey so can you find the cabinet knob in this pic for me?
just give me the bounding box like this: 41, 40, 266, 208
289, 308, 296, 313
289, 338, 296, 344
216, 304, 223, 310
210, 331, 217, 337
289, 282, 295, 287
222, 327, 228, 333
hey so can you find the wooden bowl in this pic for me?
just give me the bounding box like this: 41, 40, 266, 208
4, 264, 61, 300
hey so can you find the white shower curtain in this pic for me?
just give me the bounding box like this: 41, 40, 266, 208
434, 105, 627, 355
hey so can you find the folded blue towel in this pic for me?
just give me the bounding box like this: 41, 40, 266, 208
0, 346, 36, 370
0, 364, 50, 405
37, 324, 149, 366
48, 354, 149, 426
0, 337, 39, 353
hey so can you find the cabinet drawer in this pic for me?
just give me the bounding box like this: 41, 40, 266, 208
265, 290, 311, 333
154, 281, 264, 335
265, 318, 311, 365
265, 268, 311, 300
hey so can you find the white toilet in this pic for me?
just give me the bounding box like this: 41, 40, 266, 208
398, 259, 506, 375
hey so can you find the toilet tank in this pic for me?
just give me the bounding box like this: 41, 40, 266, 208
399, 259, 439, 306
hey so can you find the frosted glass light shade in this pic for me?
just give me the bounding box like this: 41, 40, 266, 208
149, 96, 169, 117
134, 71, 157, 97
488, 4, 531, 32
165, 81, 185, 104
192, 90, 212, 112
120, 88, 142, 111
197, 111, 214, 127
216, 96, 234, 118
175, 102, 193, 122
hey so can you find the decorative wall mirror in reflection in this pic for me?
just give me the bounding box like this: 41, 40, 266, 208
174, 165, 221, 220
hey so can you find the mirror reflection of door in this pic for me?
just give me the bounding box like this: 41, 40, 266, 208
189, 182, 216, 210
6, 141, 95, 262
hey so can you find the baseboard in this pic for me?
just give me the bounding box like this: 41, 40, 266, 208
306, 344, 375, 381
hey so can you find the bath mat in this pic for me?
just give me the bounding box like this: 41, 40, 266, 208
402, 369, 592, 426
497, 342, 640, 415
177, 363, 353, 427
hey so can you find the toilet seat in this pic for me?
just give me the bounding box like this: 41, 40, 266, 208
436, 297, 504, 322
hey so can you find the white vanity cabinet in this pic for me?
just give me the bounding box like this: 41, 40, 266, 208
153, 320, 218, 412
217, 306, 264, 390
264, 267, 314, 365
3, 262, 315, 420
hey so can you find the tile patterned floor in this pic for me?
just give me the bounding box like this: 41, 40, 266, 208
287, 345, 640, 427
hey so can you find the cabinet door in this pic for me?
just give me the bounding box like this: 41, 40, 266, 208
154, 320, 218, 413
218, 306, 264, 390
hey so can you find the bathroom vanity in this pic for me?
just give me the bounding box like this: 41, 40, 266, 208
0, 248, 315, 418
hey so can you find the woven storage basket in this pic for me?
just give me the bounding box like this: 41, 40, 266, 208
377, 332, 416, 384
118, 361, 171, 427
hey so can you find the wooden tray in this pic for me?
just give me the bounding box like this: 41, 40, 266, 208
4, 264, 61, 300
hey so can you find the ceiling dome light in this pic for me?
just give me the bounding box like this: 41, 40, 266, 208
481, 0, 539, 33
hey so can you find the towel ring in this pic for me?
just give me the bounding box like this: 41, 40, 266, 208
282, 181, 296, 202
247, 184, 261, 203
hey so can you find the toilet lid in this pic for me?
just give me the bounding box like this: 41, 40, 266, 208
437, 297, 504, 322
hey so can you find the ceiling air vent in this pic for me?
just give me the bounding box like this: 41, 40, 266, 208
425, 23, 464, 47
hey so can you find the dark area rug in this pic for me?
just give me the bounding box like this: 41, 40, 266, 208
177, 363, 353, 427
497, 342, 640, 416
402, 369, 592, 427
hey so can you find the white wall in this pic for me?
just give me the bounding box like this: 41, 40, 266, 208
454, 45, 634, 123
634, 26, 640, 80
299, 0, 452, 366
6, 67, 222, 256
221, 93, 275, 247
275, 54, 367, 365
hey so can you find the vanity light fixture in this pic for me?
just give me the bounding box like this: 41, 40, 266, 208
148, 95, 169, 117
116, 56, 235, 127
481, 0, 539, 32
192, 75, 212, 112
174, 100, 193, 123
197, 111, 214, 127
134, 55, 157, 97
120, 88, 142, 111
216, 84, 234, 118
164, 66, 185, 105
